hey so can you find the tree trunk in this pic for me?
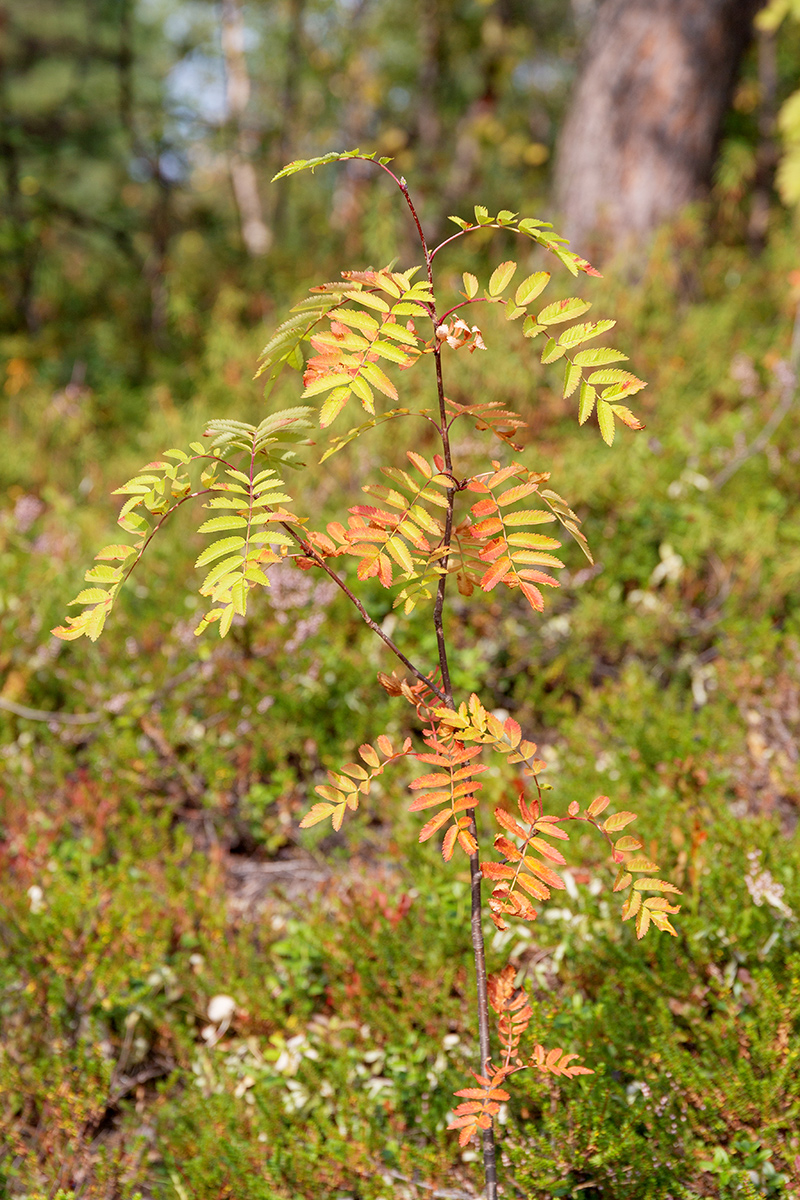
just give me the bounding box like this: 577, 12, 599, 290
220, 0, 271, 257
554, 0, 762, 256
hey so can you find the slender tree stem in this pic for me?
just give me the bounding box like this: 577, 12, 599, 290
430, 292, 498, 1200
357, 159, 499, 1197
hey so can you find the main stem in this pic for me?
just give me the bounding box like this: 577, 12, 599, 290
430, 326, 497, 1200
380, 167, 498, 1196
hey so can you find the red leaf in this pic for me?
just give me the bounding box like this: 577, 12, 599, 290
519, 581, 544, 611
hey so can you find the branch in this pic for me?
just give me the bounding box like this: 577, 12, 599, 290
279, 522, 448, 704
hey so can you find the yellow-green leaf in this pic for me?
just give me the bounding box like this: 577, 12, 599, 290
488, 261, 517, 297
463, 272, 478, 299
537, 298, 591, 325
197, 515, 249, 533
541, 338, 566, 364
195, 537, 246, 569
597, 399, 615, 446
563, 360, 581, 398
578, 383, 596, 425
515, 271, 550, 306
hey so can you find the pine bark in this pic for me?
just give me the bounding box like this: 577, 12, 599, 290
554, 0, 762, 254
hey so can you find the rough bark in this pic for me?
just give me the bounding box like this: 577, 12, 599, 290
554, 0, 762, 255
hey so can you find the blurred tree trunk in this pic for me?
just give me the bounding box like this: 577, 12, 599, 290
220, 0, 271, 257
554, 0, 762, 255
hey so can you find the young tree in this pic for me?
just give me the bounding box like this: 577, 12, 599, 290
52, 153, 680, 1198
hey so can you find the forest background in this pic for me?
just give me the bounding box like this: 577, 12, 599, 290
3, 1, 800, 1197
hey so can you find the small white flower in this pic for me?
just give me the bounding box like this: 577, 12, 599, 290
27, 885, 45, 913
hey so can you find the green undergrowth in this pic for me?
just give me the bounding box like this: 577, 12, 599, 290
3, 218, 800, 1196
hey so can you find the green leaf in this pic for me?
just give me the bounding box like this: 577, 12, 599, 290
371, 339, 411, 365
195, 537, 246, 569
474, 204, 491, 224
272, 149, 369, 182
563, 360, 582, 398
319, 386, 352, 428
587, 368, 643, 387
330, 307, 380, 334
537, 298, 592, 326
578, 383, 596, 425
197, 515, 249, 533
557, 319, 616, 348
515, 271, 550, 307
597, 400, 615, 446
85, 564, 123, 583
462, 272, 478, 298
68, 588, 111, 606
218, 603, 235, 637
522, 317, 545, 339
355, 291, 390, 313
573, 347, 628, 367
350, 374, 375, 412
201, 554, 245, 593
95, 544, 135, 561
301, 372, 350, 399
541, 338, 566, 364
488, 260, 517, 296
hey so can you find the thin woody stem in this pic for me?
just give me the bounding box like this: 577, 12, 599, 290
363, 161, 499, 1199
429, 286, 498, 1200
279, 522, 447, 705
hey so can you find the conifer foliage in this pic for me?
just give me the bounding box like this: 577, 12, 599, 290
54, 151, 677, 1199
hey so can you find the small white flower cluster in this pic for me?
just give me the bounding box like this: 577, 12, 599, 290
744, 849, 793, 918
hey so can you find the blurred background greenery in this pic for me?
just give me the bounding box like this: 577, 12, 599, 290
3, 2, 800, 1197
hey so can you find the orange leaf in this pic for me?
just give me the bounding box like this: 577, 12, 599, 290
587, 794, 610, 817
496, 481, 540, 506
495, 807, 528, 840
299, 802, 335, 828
516, 872, 550, 900
482, 862, 515, 880
408, 790, 450, 812
418, 807, 452, 842
481, 556, 512, 591
442, 824, 458, 861
529, 836, 567, 865
410, 772, 452, 789
458, 829, 478, 854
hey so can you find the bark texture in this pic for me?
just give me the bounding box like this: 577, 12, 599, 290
554, 0, 762, 254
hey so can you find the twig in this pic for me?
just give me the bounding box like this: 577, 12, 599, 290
279, 521, 448, 704
712, 301, 800, 490
0, 695, 102, 724
0, 662, 202, 726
